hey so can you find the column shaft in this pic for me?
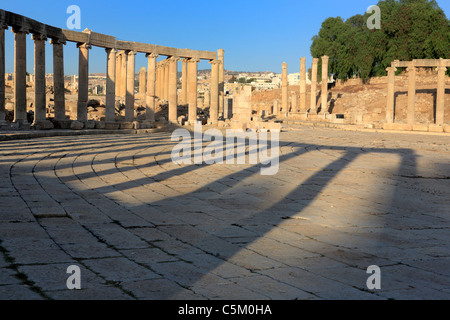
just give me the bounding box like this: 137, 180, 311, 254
188, 59, 199, 124
33, 35, 46, 123
407, 66, 416, 125
299, 57, 307, 112
164, 61, 169, 101
281, 62, 288, 113
168, 57, 178, 122
146, 53, 158, 122
436, 63, 447, 126
121, 51, 127, 98
77, 43, 90, 122
52, 40, 66, 121
209, 59, 220, 124
13, 30, 27, 123
386, 66, 397, 124
105, 48, 116, 122
0, 26, 6, 122
218, 49, 225, 116
181, 58, 188, 105
125, 51, 136, 122
321, 55, 329, 113
310, 58, 319, 114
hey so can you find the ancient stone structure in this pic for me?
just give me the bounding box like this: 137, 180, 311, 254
0, 9, 224, 129
299, 57, 307, 112
385, 59, 450, 128
310, 58, 319, 114
281, 62, 288, 113
321, 55, 329, 114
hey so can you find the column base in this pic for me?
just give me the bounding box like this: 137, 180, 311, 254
32, 120, 54, 130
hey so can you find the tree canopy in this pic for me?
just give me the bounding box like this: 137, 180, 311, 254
310, 0, 450, 81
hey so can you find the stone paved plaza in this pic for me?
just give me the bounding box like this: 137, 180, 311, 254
0, 126, 449, 300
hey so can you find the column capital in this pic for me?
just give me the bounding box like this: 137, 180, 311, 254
312, 58, 319, 64
209, 59, 221, 65
146, 52, 159, 59
322, 55, 329, 62
386, 66, 397, 72
11, 26, 29, 34
436, 66, 447, 72
105, 48, 117, 54
50, 38, 66, 45
126, 50, 137, 56
77, 43, 92, 50
167, 56, 179, 62
282, 62, 287, 69
31, 33, 47, 41
189, 58, 200, 64
407, 66, 416, 73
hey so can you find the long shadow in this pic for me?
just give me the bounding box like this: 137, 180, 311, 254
60, 130, 427, 299
4, 128, 441, 299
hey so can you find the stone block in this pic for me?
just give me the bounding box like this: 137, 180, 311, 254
95, 121, 106, 129
104, 122, 120, 130
428, 124, 444, 133
85, 121, 96, 129
34, 120, 54, 130
444, 125, 450, 133
70, 121, 84, 130
230, 121, 247, 131
119, 122, 134, 130
412, 124, 428, 132
383, 123, 412, 131
52, 120, 72, 129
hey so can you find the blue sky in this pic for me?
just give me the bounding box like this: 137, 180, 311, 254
1, 0, 449, 75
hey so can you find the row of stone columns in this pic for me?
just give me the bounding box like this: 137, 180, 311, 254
0, 24, 224, 127
386, 60, 447, 126
278, 55, 329, 115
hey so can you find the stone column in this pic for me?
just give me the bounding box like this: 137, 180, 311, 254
164, 59, 170, 101
168, 56, 179, 123
51, 39, 66, 121
13, 29, 28, 124
0, 25, 7, 123
281, 62, 288, 113
139, 67, 146, 95
77, 43, 91, 122
218, 49, 225, 116
407, 64, 416, 125
115, 53, 122, 99
310, 58, 319, 114
181, 58, 188, 105
188, 58, 199, 124
146, 53, 158, 122
273, 99, 279, 116
436, 60, 447, 126
32, 34, 47, 124
321, 55, 329, 113
209, 59, 220, 124
292, 94, 297, 112
385, 66, 397, 124
125, 50, 136, 122
105, 48, 116, 122
121, 51, 127, 98
299, 57, 307, 112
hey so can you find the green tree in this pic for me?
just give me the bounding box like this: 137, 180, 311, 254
310, 0, 450, 81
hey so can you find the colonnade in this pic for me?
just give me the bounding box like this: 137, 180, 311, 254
0, 9, 224, 128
